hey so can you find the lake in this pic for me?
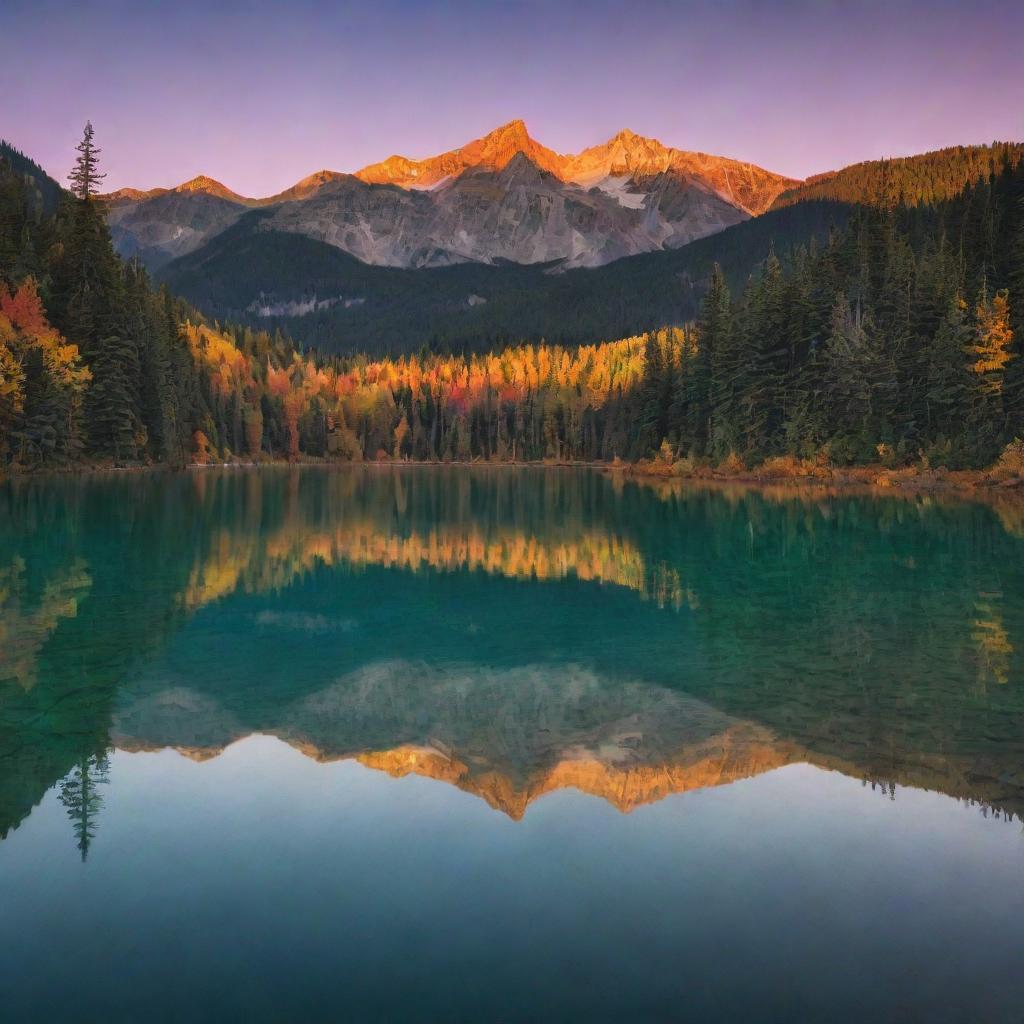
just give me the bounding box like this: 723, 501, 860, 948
1, 466, 1022, 1022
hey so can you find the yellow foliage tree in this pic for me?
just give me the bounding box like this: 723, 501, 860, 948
969, 289, 1014, 395
393, 413, 410, 459
0, 316, 26, 453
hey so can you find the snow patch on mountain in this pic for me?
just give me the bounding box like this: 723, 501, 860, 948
592, 175, 647, 209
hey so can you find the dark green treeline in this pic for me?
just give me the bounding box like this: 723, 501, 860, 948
0, 130, 297, 468
638, 155, 1024, 467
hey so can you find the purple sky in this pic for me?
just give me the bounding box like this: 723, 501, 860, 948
3, 0, 1023, 195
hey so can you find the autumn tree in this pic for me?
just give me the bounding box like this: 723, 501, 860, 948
969, 288, 1014, 396
0, 278, 90, 466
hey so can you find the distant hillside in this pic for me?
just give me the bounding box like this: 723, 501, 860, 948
774, 142, 1024, 209
158, 200, 849, 356
0, 140, 64, 213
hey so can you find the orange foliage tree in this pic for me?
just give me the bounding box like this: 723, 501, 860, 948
969, 289, 1015, 395
0, 278, 91, 466
178, 317, 676, 465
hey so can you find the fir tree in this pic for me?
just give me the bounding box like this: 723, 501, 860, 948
924, 296, 974, 459
59, 753, 110, 862
67, 122, 106, 200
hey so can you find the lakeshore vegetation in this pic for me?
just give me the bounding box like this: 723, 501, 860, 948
1, 127, 1022, 473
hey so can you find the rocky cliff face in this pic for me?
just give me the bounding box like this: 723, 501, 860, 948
260, 152, 717, 268
105, 189, 248, 269
563, 128, 794, 216
356, 118, 567, 188
102, 120, 799, 270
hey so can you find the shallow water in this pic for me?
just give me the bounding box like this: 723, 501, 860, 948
1, 466, 1022, 1022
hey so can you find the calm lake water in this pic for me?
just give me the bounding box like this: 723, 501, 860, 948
1, 466, 1023, 1022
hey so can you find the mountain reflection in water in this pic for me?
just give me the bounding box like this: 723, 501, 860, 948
1, 465, 1023, 858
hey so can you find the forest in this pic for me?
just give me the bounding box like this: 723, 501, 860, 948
0, 127, 1022, 471
773, 142, 1024, 209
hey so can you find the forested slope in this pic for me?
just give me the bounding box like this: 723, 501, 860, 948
773, 141, 1024, 209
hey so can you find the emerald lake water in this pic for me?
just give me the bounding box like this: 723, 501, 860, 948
1, 466, 1023, 1022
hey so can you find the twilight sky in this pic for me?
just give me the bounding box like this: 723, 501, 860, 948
3, 0, 1023, 195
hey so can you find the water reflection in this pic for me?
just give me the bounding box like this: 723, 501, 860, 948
1, 466, 1023, 856
0, 555, 91, 688
113, 662, 798, 819
58, 753, 109, 861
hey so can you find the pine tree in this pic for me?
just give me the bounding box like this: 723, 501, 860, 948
162, 287, 198, 465
1003, 187, 1024, 434
924, 296, 974, 459
740, 252, 790, 457
48, 198, 124, 361
637, 331, 670, 455
86, 334, 140, 461
128, 262, 173, 460
823, 292, 896, 460
59, 753, 110, 862
67, 122, 106, 200
685, 267, 730, 456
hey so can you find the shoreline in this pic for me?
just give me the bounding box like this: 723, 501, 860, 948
615, 459, 1024, 497
4, 454, 1024, 500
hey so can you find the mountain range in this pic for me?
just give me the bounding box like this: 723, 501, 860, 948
102, 119, 797, 271
89, 130, 1022, 356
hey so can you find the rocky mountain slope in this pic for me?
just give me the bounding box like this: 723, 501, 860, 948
105, 184, 250, 267
103, 119, 798, 270
356, 117, 567, 187
159, 199, 849, 355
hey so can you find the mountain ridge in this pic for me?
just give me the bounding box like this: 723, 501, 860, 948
356, 118, 569, 188
101, 119, 799, 270
102, 118, 797, 212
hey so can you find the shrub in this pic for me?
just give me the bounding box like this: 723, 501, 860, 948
719, 451, 745, 475
875, 442, 897, 468
192, 430, 211, 465
992, 438, 1024, 479
757, 455, 819, 479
